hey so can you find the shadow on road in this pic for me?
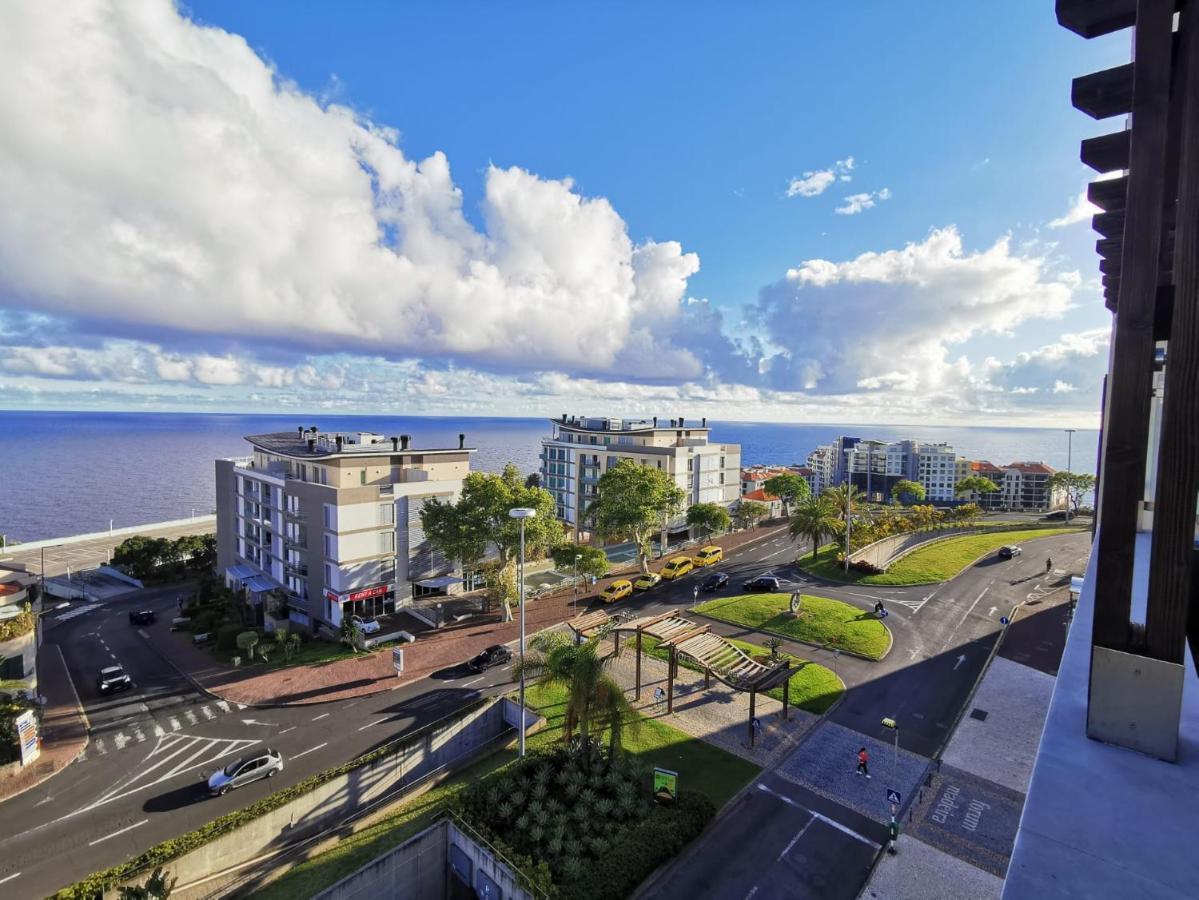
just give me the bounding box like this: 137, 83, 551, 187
143, 780, 208, 813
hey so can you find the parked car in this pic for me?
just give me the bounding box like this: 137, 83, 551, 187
701, 572, 729, 592
351, 615, 381, 634
128, 609, 155, 626
468, 644, 513, 673
207, 748, 283, 796
599, 580, 633, 603
998, 545, 1023, 560
633, 573, 662, 591
743, 575, 781, 592
97, 665, 132, 695
692, 546, 724, 567
660, 557, 695, 581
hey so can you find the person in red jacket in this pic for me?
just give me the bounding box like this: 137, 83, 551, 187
856, 746, 871, 778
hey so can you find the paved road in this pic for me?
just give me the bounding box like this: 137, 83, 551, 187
0, 585, 518, 898
0, 519, 215, 580
0, 522, 1089, 898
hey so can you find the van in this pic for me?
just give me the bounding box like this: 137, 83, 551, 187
693, 546, 723, 567
660, 557, 694, 580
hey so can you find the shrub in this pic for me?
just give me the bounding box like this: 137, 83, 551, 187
215, 624, 242, 651
0, 603, 34, 642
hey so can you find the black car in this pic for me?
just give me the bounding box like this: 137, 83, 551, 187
129, 609, 156, 625
97, 665, 132, 695
743, 575, 781, 592
468, 644, 513, 673
701, 572, 729, 592
998, 545, 1023, 560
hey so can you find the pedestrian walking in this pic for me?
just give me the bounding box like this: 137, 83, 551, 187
1046, 557, 1053, 574
856, 746, 871, 778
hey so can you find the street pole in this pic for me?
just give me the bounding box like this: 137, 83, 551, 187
574, 553, 581, 613
509, 507, 537, 759
882, 716, 899, 852
844, 493, 852, 573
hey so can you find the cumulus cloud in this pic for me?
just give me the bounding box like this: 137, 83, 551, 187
836, 187, 891, 215
1048, 189, 1101, 228
786, 157, 855, 197
755, 227, 1079, 397
0, 0, 706, 380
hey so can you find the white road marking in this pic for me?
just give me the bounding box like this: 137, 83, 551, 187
291, 743, 328, 760
358, 718, 385, 731
756, 783, 880, 848
89, 819, 148, 846
185, 710, 198, 725
132, 726, 146, 743
113, 732, 129, 751
236, 703, 246, 710
94, 738, 107, 755
136, 629, 149, 639
109, 653, 118, 660
464, 676, 484, 686
778, 816, 816, 860
0, 872, 21, 885
744, 887, 759, 900
278, 726, 297, 735
169, 716, 182, 731
311, 713, 330, 721
200, 705, 215, 720
216, 700, 231, 713
153, 724, 166, 738
164, 738, 222, 779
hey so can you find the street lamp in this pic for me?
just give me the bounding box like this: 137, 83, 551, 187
882, 716, 899, 853
509, 507, 537, 758
574, 553, 582, 612
1063, 429, 1076, 524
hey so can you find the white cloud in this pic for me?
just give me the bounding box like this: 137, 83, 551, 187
786, 156, 855, 197
836, 187, 891, 215
1048, 190, 1101, 228
757, 227, 1080, 399
0, 0, 705, 381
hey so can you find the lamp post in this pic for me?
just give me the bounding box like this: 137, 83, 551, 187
509, 507, 537, 758
574, 553, 582, 612
1063, 429, 1076, 523
882, 716, 899, 853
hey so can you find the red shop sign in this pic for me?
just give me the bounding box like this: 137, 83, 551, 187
326, 583, 390, 604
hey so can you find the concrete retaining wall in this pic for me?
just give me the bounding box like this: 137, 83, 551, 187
6, 515, 216, 553
850, 523, 1073, 570
157, 697, 516, 894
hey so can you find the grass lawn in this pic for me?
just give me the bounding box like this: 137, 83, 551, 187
633, 634, 843, 714
693, 593, 890, 659
254, 677, 759, 899
797, 527, 1084, 586
185, 632, 386, 672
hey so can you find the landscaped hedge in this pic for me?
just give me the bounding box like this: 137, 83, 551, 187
0, 604, 34, 642
54, 698, 491, 899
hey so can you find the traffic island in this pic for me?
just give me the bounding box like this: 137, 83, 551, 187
692, 593, 891, 660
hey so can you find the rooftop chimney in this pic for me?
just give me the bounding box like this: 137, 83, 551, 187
669, 418, 676, 427
459, 433, 466, 449
678, 415, 684, 427
653, 416, 658, 427
307, 438, 316, 451
297, 426, 304, 437
335, 435, 343, 450
702, 416, 707, 427
401, 435, 410, 450
561, 413, 567, 422
391, 437, 398, 451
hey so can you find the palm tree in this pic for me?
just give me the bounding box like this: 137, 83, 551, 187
789, 495, 838, 559
823, 484, 865, 571
512, 632, 637, 765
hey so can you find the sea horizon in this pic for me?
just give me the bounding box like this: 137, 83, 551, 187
0, 409, 1099, 544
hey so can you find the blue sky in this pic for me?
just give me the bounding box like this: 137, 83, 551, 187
0, 1, 1129, 425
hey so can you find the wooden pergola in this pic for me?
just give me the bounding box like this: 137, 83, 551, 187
567, 610, 794, 748
1058, 0, 1198, 760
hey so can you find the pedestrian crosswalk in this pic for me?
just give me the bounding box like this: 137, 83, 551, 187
80, 700, 240, 761
53, 605, 100, 624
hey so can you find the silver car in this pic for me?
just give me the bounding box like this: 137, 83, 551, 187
207, 748, 283, 795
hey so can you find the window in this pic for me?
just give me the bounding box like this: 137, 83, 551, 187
360, 469, 367, 485
325, 562, 335, 586
323, 504, 335, 529
380, 531, 395, 553
687, 458, 694, 472
379, 503, 394, 525
323, 532, 335, 558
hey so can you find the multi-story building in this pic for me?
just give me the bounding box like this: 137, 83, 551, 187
843, 439, 921, 502
955, 459, 1007, 511
739, 464, 817, 498
540, 415, 741, 541
805, 446, 836, 495
216, 429, 473, 634
0, 568, 37, 697
916, 443, 958, 502
1001, 461, 1058, 512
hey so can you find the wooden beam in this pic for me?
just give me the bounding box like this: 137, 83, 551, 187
1073, 63, 1135, 119
1145, 2, 1199, 665
1057, 0, 1137, 38
748, 690, 757, 749
1089, 175, 1129, 211
1082, 129, 1132, 173
1092, 0, 1177, 652
659, 623, 710, 648
667, 646, 675, 714
635, 629, 642, 700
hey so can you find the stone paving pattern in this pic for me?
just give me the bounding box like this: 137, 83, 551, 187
861, 834, 1002, 900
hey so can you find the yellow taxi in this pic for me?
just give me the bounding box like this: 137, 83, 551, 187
633, 573, 662, 591
692, 546, 723, 567
599, 579, 633, 604
660, 557, 695, 580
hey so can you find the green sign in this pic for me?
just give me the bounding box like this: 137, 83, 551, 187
653, 767, 678, 804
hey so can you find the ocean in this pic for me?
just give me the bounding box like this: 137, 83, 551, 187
0, 411, 1099, 543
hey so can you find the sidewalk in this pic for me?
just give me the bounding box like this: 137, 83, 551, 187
0, 645, 88, 803
165, 523, 793, 707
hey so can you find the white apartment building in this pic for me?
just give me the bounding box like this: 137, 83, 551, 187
541, 415, 741, 541
216, 429, 473, 634
917, 443, 958, 502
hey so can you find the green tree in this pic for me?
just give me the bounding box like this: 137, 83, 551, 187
823, 484, 865, 570
274, 627, 301, 663
734, 499, 770, 530
339, 617, 363, 652
1047, 471, 1096, 515
173, 533, 216, 572
235, 631, 259, 659
588, 461, 686, 574
788, 496, 839, 559
479, 560, 520, 622
954, 476, 1001, 498
550, 544, 610, 581
513, 632, 637, 765
952, 502, 983, 522
762, 473, 810, 517
118, 866, 176, 899
686, 502, 731, 540
890, 479, 925, 505
524, 472, 542, 489
112, 535, 167, 580
420, 465, 563, 573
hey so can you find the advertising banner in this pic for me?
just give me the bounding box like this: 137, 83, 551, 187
653, 766, 678, 804
16, 710, 39, 766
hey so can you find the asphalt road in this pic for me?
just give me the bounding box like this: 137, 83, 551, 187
0, 522, 1091, 898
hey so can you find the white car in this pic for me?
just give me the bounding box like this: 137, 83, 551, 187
351, 615, 381, 635
207, 748, 283, 796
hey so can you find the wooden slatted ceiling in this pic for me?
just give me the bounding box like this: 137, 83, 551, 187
1057, 0, 1137, 38
567, 610, 613, 637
